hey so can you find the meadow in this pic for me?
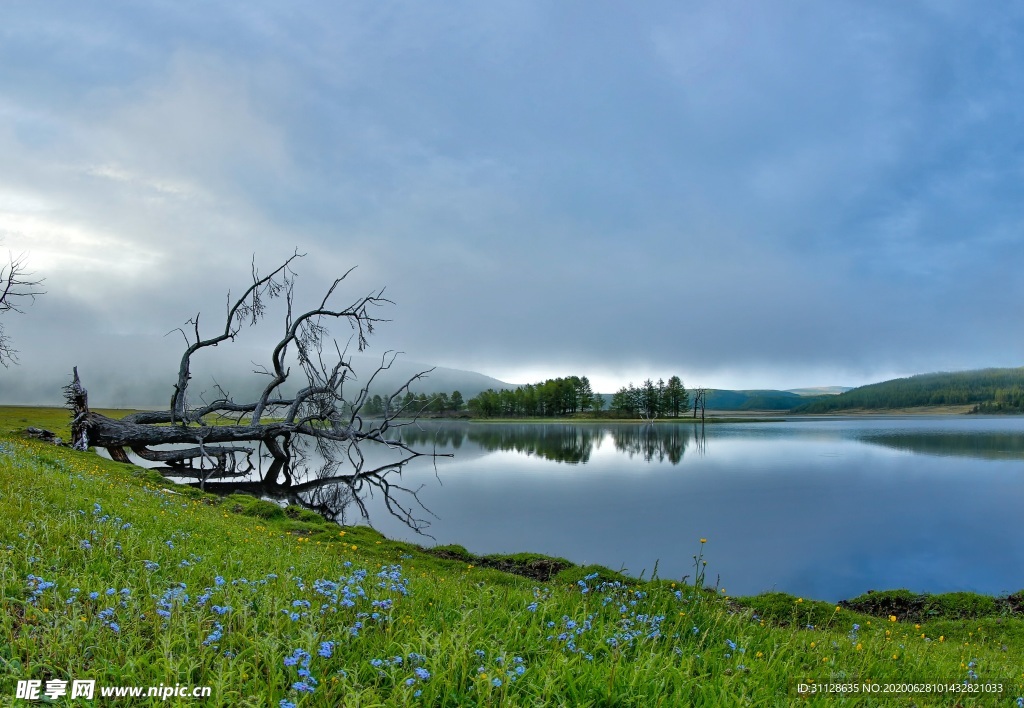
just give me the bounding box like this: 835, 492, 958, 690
1, 407, 1022, 706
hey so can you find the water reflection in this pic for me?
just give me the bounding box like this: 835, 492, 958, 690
158, 435, 441, 532
398, 422, 704, 465
140, 417, 1024, 600
858, 431, 1024, 460
610, 424, 694, 464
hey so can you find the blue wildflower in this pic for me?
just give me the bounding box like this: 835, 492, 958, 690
318, 641, 334, 659
25, 575, 56, 603
203, 622, 224, 646
414, 668, 430, 681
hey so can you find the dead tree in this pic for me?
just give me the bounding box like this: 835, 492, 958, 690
692, 387, 707, 424
0, 251, 45, 367
66, 252, 442, 532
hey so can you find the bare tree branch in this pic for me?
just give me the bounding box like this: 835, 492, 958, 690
68, 253, 446, 532
0, 251, 45, 367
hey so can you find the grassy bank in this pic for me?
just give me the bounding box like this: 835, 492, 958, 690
1, 411, 1022, 705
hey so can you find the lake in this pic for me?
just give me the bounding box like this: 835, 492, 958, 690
348, 416, 1024, 602
135, 415, 1024, 602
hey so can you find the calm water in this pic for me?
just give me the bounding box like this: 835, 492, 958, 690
350, 416, 1024, 602
132, 416, 1024, 601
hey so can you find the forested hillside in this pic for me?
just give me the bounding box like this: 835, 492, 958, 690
791, 368, 1024, 413
704, 390, 824, 411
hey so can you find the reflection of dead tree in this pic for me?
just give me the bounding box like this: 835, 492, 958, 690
693, 423, 707, 455
67, 252, 445, 532
0, 250, 45, 367
190, 450, 438, 533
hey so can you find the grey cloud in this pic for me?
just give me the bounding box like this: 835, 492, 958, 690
2, 1, 1024, 398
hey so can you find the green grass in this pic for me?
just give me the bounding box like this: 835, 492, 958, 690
1, 411, 1022, 705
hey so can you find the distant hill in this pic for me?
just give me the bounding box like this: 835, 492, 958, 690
363, 360, 516, 399
786, 386, 851, 396
705, 389, 830, 411
791, 368, 1024, 414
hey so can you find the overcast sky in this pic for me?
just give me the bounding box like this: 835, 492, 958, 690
3, 1, 1024, 403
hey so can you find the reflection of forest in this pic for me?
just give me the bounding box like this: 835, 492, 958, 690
610, 425, 692, 464
395, 423, 472, 450
468, 425, 602, 464
399, 423, 702, 465
859, 432, 1024, 460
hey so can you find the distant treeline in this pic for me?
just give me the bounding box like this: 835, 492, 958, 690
610, 377, 690, 418
791, 368, 1024, 413
467, 376, 602, 417
466, 375, 693, 419
369, 367, 1024, 418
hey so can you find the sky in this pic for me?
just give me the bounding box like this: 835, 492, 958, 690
2, 1, 1024, 404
